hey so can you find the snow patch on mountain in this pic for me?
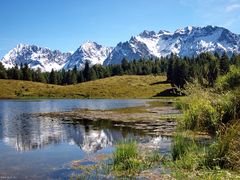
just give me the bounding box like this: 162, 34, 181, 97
1, 44, 71, 72
63, 41, 113, 70
104, 25, 240, 65
1, 25, 240, 70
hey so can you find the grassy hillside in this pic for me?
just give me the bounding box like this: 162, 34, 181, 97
0, 75, 171, 99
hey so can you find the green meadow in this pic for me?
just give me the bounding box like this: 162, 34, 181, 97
0, 75, 171, 99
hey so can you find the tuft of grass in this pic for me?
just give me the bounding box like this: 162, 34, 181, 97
171, 134, 197, 161
110, 140, 163, 177
71, 141, 164, 178
112, 140, 141, 175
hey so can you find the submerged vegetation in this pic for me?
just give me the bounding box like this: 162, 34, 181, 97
73, 140, 164, 178
112, 141, 141, 175
110, 140, 164, 177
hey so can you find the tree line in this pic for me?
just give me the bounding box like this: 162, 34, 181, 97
0, 52, 240, 88
166, 52, 240, 88
0, 58, 168, 85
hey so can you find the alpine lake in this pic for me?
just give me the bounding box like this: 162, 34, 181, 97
0, 99, 179, 179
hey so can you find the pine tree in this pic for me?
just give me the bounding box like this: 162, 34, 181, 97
178, 61, 189, 88
207, 59, 218, 86
49, 69, 57, 84
6, 68, 14, 79
89, 68, 97, 80
136, 64, 143, 75
22, 64, 32, 81
142, 65, 151, 75
12, 65, 20, 80
219, 52, 230, 75
66, 70, 72, 84
77, 71, 84, 83
71, 70, 77, 84
112, 65, 123, 76
152, 60, 161, 74
121, 58, 129, 73
167, 54, 174, 82
172, 57, 180, 87
61, 69, 67, 85
19, 63, 23, 80
37, 68, 46, 83
83, 61, 91, 81
160, 60, 166, 73
71, 66, 78, 84
103, 67, 111, 77
231, 53, 240, 67
0, 62, 7, 79
214, 52, 220, 59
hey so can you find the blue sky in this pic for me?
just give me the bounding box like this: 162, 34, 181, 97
0, 0, 240, 58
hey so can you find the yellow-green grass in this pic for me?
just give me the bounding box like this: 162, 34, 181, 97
107, 105, 148, 114
0, 75, 171, 99
107, 99, 179, 114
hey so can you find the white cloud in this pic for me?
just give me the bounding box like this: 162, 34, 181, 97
226, 3, 240, 12
179, 0, 240, 31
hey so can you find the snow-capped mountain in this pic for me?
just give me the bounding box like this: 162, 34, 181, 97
1, 25, 240, 70
104, 25, 240, 65
63, 41, 113, 70
1, 44, 71, 72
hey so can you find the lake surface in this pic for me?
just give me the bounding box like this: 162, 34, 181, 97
0, 99, 172, 179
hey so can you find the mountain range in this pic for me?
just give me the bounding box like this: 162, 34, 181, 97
1, 25, 240, 72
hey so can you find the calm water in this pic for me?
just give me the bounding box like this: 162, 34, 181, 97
0, 99, 172, 179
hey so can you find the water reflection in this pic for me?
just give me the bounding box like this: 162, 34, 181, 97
0, 99, 172, 179
2, 113, 163, 152
0, 99, 160, 153
3, 115, 63, 151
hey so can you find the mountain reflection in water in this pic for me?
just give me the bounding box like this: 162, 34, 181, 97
0, 99, 147, 151
2, 114, 121, 152
0, 99, 172, 179
2, 114, 171, 153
